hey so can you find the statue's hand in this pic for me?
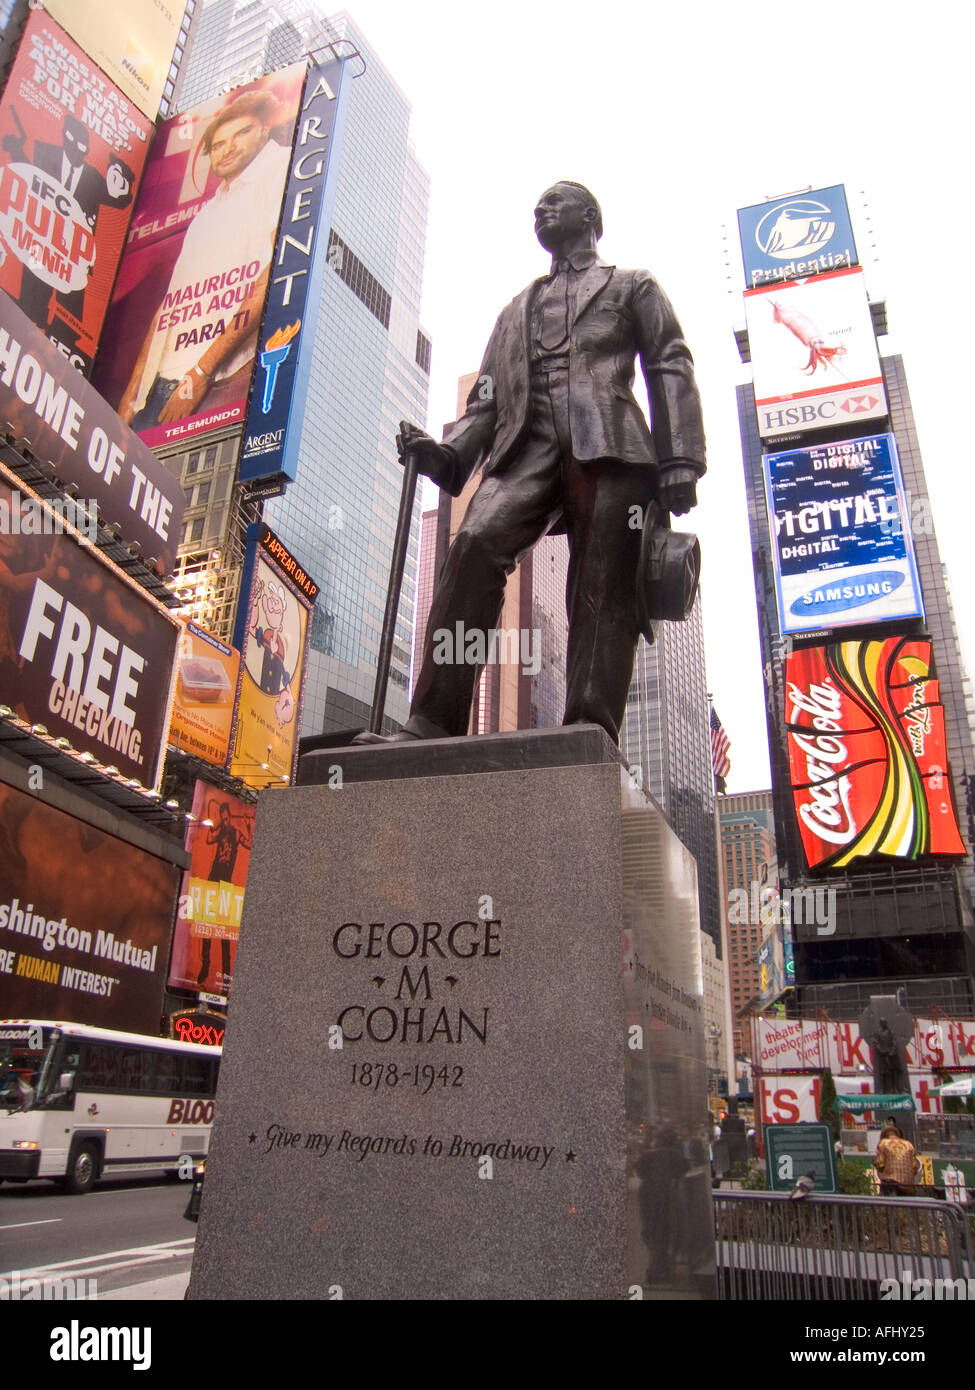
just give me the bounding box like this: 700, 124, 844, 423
659, 466, 698, 517
396, 420, 456, 491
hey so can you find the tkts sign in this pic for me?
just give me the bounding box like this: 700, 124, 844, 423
785, 637, 966, 869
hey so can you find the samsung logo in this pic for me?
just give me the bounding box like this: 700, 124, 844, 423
791, 571, 905, 617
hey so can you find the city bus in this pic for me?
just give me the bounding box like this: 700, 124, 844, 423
0, 1020, 221, 1194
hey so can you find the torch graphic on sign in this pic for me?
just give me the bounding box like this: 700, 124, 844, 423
259, 320, 301, 413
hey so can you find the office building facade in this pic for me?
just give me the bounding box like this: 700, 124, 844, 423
737, 334, 975, 1018
621, 597, 722, 953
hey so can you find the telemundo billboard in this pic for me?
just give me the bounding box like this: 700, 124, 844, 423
737, 184, 858, 289
764, 432, 924, 635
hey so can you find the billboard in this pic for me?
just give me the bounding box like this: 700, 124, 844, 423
785, 638, 967, 870
168, 619, 240, 766
755, 1016, 975, 1075
92, 65, 307, 450
737, 185, 858, 289
229, 524, 316, 787
0, 294, 184, 573
0, 473, 180, 788
239, 57, 349, 487
744, 268, 887, 440
169, 779, 255, 996
764, 433, 924, 635
0, 780, 178, 1033
0, 10, 153, 374
43, 0, 188, 119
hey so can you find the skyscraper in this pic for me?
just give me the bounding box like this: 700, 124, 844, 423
168, 4, 431, 736
717, 790, 777, 1053
620, 595, 722, 952
737, 316, 975, 1017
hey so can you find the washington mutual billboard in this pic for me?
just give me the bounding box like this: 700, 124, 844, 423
737, 184, 859, 289
764, 433, 924, 636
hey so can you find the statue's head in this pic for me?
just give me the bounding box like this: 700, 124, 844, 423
534, 181, 602, 252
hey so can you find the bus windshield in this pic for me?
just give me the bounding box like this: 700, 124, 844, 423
0, 1026, 59, 1112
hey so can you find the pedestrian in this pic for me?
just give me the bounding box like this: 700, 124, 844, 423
874, 1120, 919, 1196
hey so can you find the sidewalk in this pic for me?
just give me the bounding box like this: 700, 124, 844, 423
99, 1272, 190, 1301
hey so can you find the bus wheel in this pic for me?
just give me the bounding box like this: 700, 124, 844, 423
64, 1143, 98, 1195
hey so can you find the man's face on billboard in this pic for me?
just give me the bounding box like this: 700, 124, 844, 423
209, 114, 268, 182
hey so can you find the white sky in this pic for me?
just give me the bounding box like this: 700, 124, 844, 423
344, 0, 975, 791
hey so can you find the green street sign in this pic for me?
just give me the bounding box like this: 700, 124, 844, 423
764, 1123, 838, 1193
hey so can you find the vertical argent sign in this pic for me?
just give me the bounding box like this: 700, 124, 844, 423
238, 57, 351, 488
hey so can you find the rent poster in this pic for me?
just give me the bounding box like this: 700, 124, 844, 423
91, 64, 306, 449
0, 11, 153, 374
784, 638, 966, 870
169, 780, 255, 996
0, 781, 178, 1033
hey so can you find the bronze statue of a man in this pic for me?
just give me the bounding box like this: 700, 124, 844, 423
366, 181, 706, 744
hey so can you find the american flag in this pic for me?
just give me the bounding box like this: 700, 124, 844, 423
710, 704, 731, 789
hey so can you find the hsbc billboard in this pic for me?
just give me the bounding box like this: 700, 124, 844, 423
745, 267, 887, 441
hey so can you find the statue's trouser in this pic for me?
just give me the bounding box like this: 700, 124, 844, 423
406, 363, 657, 743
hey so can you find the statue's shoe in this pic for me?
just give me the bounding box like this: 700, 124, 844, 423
350, 729, 422, 745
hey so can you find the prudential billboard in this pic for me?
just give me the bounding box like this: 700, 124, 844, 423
764, 432, 924, 636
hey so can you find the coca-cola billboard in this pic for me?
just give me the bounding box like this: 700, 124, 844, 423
785, 638, 966, 870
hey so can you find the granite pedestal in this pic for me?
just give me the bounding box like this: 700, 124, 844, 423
189, 726, 715, 1300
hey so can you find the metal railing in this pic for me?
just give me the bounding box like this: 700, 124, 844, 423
715, 1190, 975, 1300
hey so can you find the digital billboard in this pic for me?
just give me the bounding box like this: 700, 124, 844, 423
92, 65, 307, 450
168, 620, 240, 766
0, 11, 154, 374
169, 779, 254, 996
0, 780, 178, 1033
239, 57, 349, 487
0, 473, 180, 788
737, 185, 858, 289
229, 524, 316, 788
785, 638, 966, 870
744, 267, 887, 440
43, 0, 189, 119
0, 294, 184, 573
764, 433, 924, 635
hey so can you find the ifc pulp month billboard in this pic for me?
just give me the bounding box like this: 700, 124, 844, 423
785, 638, 966, 870
0, 473, 180, 789
0, 782, 178, 1034
764, 433, 924, 635
745, 267, 887, 440
92, 64, 307, 449
737, 184, 859, 289
0, 10, 153, 374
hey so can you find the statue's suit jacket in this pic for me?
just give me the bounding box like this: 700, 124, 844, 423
439, 258, 707, 497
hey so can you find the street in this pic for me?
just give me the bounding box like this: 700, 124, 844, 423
0, 1175, 193, 1298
